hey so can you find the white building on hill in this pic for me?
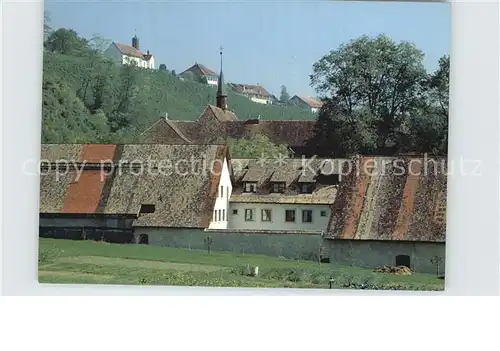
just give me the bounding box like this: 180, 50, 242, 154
105, 34, 155, 69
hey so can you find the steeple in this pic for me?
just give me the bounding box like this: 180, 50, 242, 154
216, 46, 228, 110
132, 31, 139, 50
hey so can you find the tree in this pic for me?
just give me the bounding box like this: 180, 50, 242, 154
305, 98, 377, 157
171, 69, 176, 76
159, 64, 167, 72
44, 28, 90, 56
310, 34, 428, 150
227, 134, 292, 159
43, 12, 52, 42
428, 55, 450, 119
108, 64, 140, 132
279, 85, 290, 103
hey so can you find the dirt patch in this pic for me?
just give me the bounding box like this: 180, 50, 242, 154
57, 256, 225, 272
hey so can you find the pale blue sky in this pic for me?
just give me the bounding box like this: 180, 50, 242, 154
45, 0, 450, 97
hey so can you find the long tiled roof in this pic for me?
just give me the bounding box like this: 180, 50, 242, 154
39, 144, 229, 228
141, 105, 317, 149
324, 155, 447, 242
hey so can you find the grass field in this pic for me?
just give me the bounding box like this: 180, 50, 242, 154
38, 238, 445, 290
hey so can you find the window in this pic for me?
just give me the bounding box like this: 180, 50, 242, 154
321, 210, 327, 217
285, 210, 296, 222
244, 209, 255, 221
232, 209, 238, 215
213, 211, 217, 222
220, 186, 224, 198
261, 209, 272, 222
218, 209, 221, 222
300, 183, 314, 194
302, 210, 313, 223
140, 204, 156, 214
226, 186, 229, 199
222, 209, 225, 221
271, 182, 286, 193
244, 182, 257, 193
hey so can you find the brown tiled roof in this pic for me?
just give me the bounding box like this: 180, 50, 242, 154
324, 156, 447, 242
229, 83, 272, 98
141, 105, 317, 149
291, 95, 324, 109
180, 63, 218, 77
39, 144, 230, 228
113, 42, 145, 59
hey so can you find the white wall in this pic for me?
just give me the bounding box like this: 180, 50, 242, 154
228, 203, 331, 232
148, 56, 155, 69
208, 158, 232, 229
122, 55, 147, 68
207, 77, 218, 86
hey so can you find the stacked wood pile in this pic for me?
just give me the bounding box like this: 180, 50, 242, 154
374, 265, 413, 275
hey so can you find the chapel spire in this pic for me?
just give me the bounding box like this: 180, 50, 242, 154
216, 46, 228, 110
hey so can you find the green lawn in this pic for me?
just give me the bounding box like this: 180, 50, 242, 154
38, 238, 445, 290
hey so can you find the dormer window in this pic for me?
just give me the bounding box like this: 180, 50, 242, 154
243, 182, 257, 193
271, 182, 286, 193
300, 182, 315, 194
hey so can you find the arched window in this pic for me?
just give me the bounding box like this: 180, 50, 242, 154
395, 254, 411, 268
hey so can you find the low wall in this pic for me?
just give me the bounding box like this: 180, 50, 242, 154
134, 228, 324, 261
324, 239, 446, 275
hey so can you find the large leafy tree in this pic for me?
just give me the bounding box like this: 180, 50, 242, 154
45, 28, 90, 56
310, 34, 428, 150
428, 55, 450, 119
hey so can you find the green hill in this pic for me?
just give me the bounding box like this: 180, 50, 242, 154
41, 52, 315, 144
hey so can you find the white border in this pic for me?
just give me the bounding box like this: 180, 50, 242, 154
1, 0, 499, 296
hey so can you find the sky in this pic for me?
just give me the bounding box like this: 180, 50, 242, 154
45, 0, 450, 98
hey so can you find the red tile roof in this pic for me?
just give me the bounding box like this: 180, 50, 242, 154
325, 156, 447, 242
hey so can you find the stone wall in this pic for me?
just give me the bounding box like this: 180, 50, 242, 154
324, 239, 446, 275
134, 228, 324, 261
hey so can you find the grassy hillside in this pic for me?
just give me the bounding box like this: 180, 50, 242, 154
38, 238, 444, 290
41, 52, 315, 144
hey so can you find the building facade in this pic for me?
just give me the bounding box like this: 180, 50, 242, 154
289, 95, 324, 113
179, 63, 219, 86
228, 83, 274, 105
104, 35, 155, 69
228, 158, 347, 232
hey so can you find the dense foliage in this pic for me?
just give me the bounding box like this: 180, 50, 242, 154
308, 34, 449, 156
41, 26, 315, 144
227, 134, 293, 159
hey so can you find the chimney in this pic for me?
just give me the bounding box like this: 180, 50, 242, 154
165, 112, 168, 121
